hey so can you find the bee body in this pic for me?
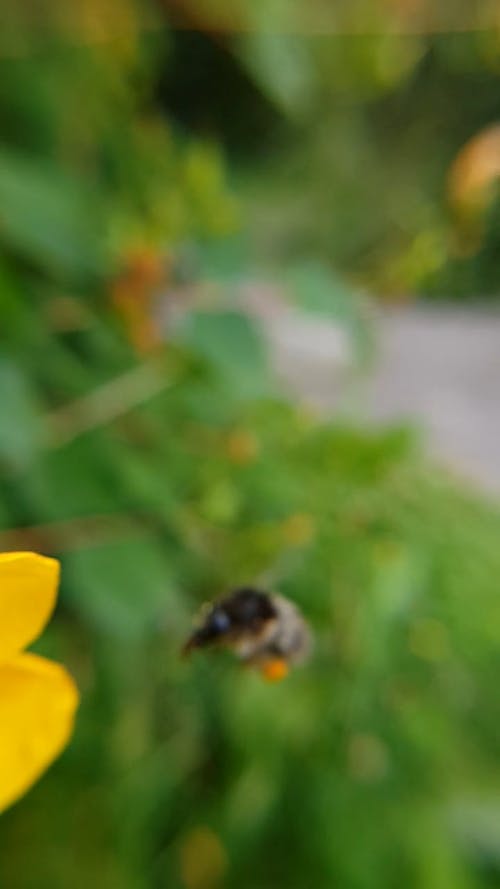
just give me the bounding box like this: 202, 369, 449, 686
184, 587, 312, 679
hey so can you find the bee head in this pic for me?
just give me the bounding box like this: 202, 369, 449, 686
183, 587, 276, 654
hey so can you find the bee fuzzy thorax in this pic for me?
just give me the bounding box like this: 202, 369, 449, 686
183, 587, 312, 678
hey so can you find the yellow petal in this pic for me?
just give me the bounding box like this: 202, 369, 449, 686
0, 652, 78, 813
0, 552, 60, 662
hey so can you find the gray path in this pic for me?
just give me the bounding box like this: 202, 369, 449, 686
264, 303, 500, 495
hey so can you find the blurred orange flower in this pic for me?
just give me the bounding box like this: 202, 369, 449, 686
111, 247, 166, 354
225, 429, 260, 465
0, 552, 79, 814
448, 123, 500, 252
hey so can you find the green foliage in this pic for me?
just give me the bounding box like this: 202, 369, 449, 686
3, 388, 500, 889
177, 310, 271, 401
220, 23, 500, 296
0, 150, 107, 277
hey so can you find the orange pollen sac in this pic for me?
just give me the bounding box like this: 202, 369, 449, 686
261, 658, 289, 682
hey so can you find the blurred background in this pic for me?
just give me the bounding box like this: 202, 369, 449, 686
1, 1, 500, 887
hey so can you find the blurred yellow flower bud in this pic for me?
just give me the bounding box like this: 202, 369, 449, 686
225, 429, 260, 465
448, 123, 500, 253
281, 513, 315, 546
179, 826, 227, 889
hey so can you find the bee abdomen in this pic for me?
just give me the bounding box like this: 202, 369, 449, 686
267, 594, 312, 664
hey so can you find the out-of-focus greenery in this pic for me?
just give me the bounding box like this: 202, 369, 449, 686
162, 2, 500, 297
1, 3, 500, 889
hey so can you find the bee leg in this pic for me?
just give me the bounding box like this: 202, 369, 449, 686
260, 657, 289, 682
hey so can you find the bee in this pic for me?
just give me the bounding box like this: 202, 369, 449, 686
183, 587, 312, 681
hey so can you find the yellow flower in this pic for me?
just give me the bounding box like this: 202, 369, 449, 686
0, 552, 79, 814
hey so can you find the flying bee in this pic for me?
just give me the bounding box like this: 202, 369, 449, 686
183, 587, 312, 681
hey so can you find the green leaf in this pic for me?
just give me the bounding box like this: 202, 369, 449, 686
195, 235, 251, 281
0, 151, 106, 278
284, 260, 356, 321
176, 309, 271, 399
63, 537, 176, 638
0, 357, 43, 468
237, 33, 316, 118
22, 440, 121, 521
283, 260, 372, 361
